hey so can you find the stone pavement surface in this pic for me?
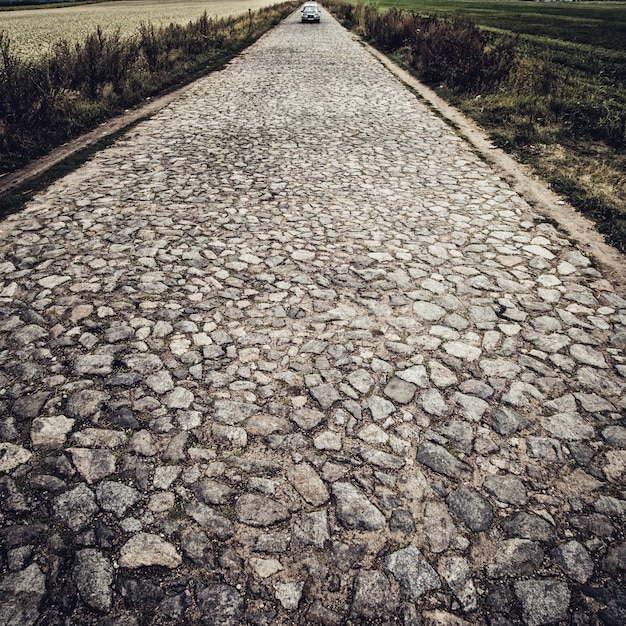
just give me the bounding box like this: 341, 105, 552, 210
0, 8, 625, 626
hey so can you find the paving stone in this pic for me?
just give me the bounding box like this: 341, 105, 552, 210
287, 462, 329, 506
417, 441, 470, 478
0, 564, 47, 626
350, 570, 398, 620
332, 482, 386, 530
385, 545, 441, 600
185, 502, 235, 540
438, 556, 478, 612
483, 474, 528, 506
447, 486, 493, 532
384, 377, 417, 404
514, 579, 571, 626
235, 494, 290, 527
118, 533, 182, 569
486, 539, 545, 578
73, 549, 114, 612
196, 584, 244, 626
53, 484, 99, 531
0, 10, 625, 624
274, 581, 304, 611
552, 540, 594, 584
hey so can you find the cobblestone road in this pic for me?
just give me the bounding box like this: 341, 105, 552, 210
1, 8, 625, 626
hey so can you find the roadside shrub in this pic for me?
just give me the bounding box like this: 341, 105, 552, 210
412, 18, 516, 92
325, 1, 515, 93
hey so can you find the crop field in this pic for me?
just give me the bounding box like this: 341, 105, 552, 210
0, 0, 277, 58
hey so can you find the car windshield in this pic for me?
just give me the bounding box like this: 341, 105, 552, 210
303, 5, 318, 11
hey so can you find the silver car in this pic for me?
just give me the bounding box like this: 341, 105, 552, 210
301, 4, 321, 23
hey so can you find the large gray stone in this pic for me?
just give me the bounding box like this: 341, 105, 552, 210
447, 486, 493, 532
119, 533, 182, 569
333, 482, 385, 530
73, 549, 114, 612
0, 564, 46, 626
235, 494, 290, 527
514, 579, 571, 626
196, 584, 244, 626
385, 545, 441, 600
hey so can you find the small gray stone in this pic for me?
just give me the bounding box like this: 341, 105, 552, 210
385, 545, 441, 600
501, 512, 556, 542
384, 378, 417, 404
351, 570, 398, 619
0, 563, 46, 626
53, 484, 99, 531
420, 389, 450, 417
438, 556, 478, 611
333, 482, 385, 530
185, 502, 235, 540
491, 406, 530, 436
196, 584, 244, 625
274, 581, 304, 611
293, 510, 329, 549
570, 344, 608, 368
526, 437, 563, 462
65, 390, 109, 420
367, 395, 396, 421
287, 462, 329, 506
68, 448, 116, 484
119, 533, 182, 569
486, 539, 545, 578
11, 392, 50, 420
291, 408, 325, 430
121, 353, 164, 374
453, 393, 489, 422
310, 384, 341, 410
146, 370, 174, 394
0, 443, 32, 472
214, 400, 260, 425
347, 369, 374, 394
416, 441, 470, 478
235, 494, 290, 527
73, 549, 114, 612
359, 447, 405, 470
424, 501, 456, 553
166, 387, 194, 409
514, 579, 570, 626
483, 474, 527, 506
552, 540, 594, 583
542, 412, 594, 440
397, 365, 429, 387
193, 479, 235, 505
73, 354, 114, 376
96, 481, 141, 517
30, 416, 75, 448
212, 423, 247, 447
447, 486, 493, 532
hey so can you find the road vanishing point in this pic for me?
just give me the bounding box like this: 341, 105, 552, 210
0, 8, 625, 626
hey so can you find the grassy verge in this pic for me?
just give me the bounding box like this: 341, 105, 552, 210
0, 1, 299, 176
326, 0, 626, 252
